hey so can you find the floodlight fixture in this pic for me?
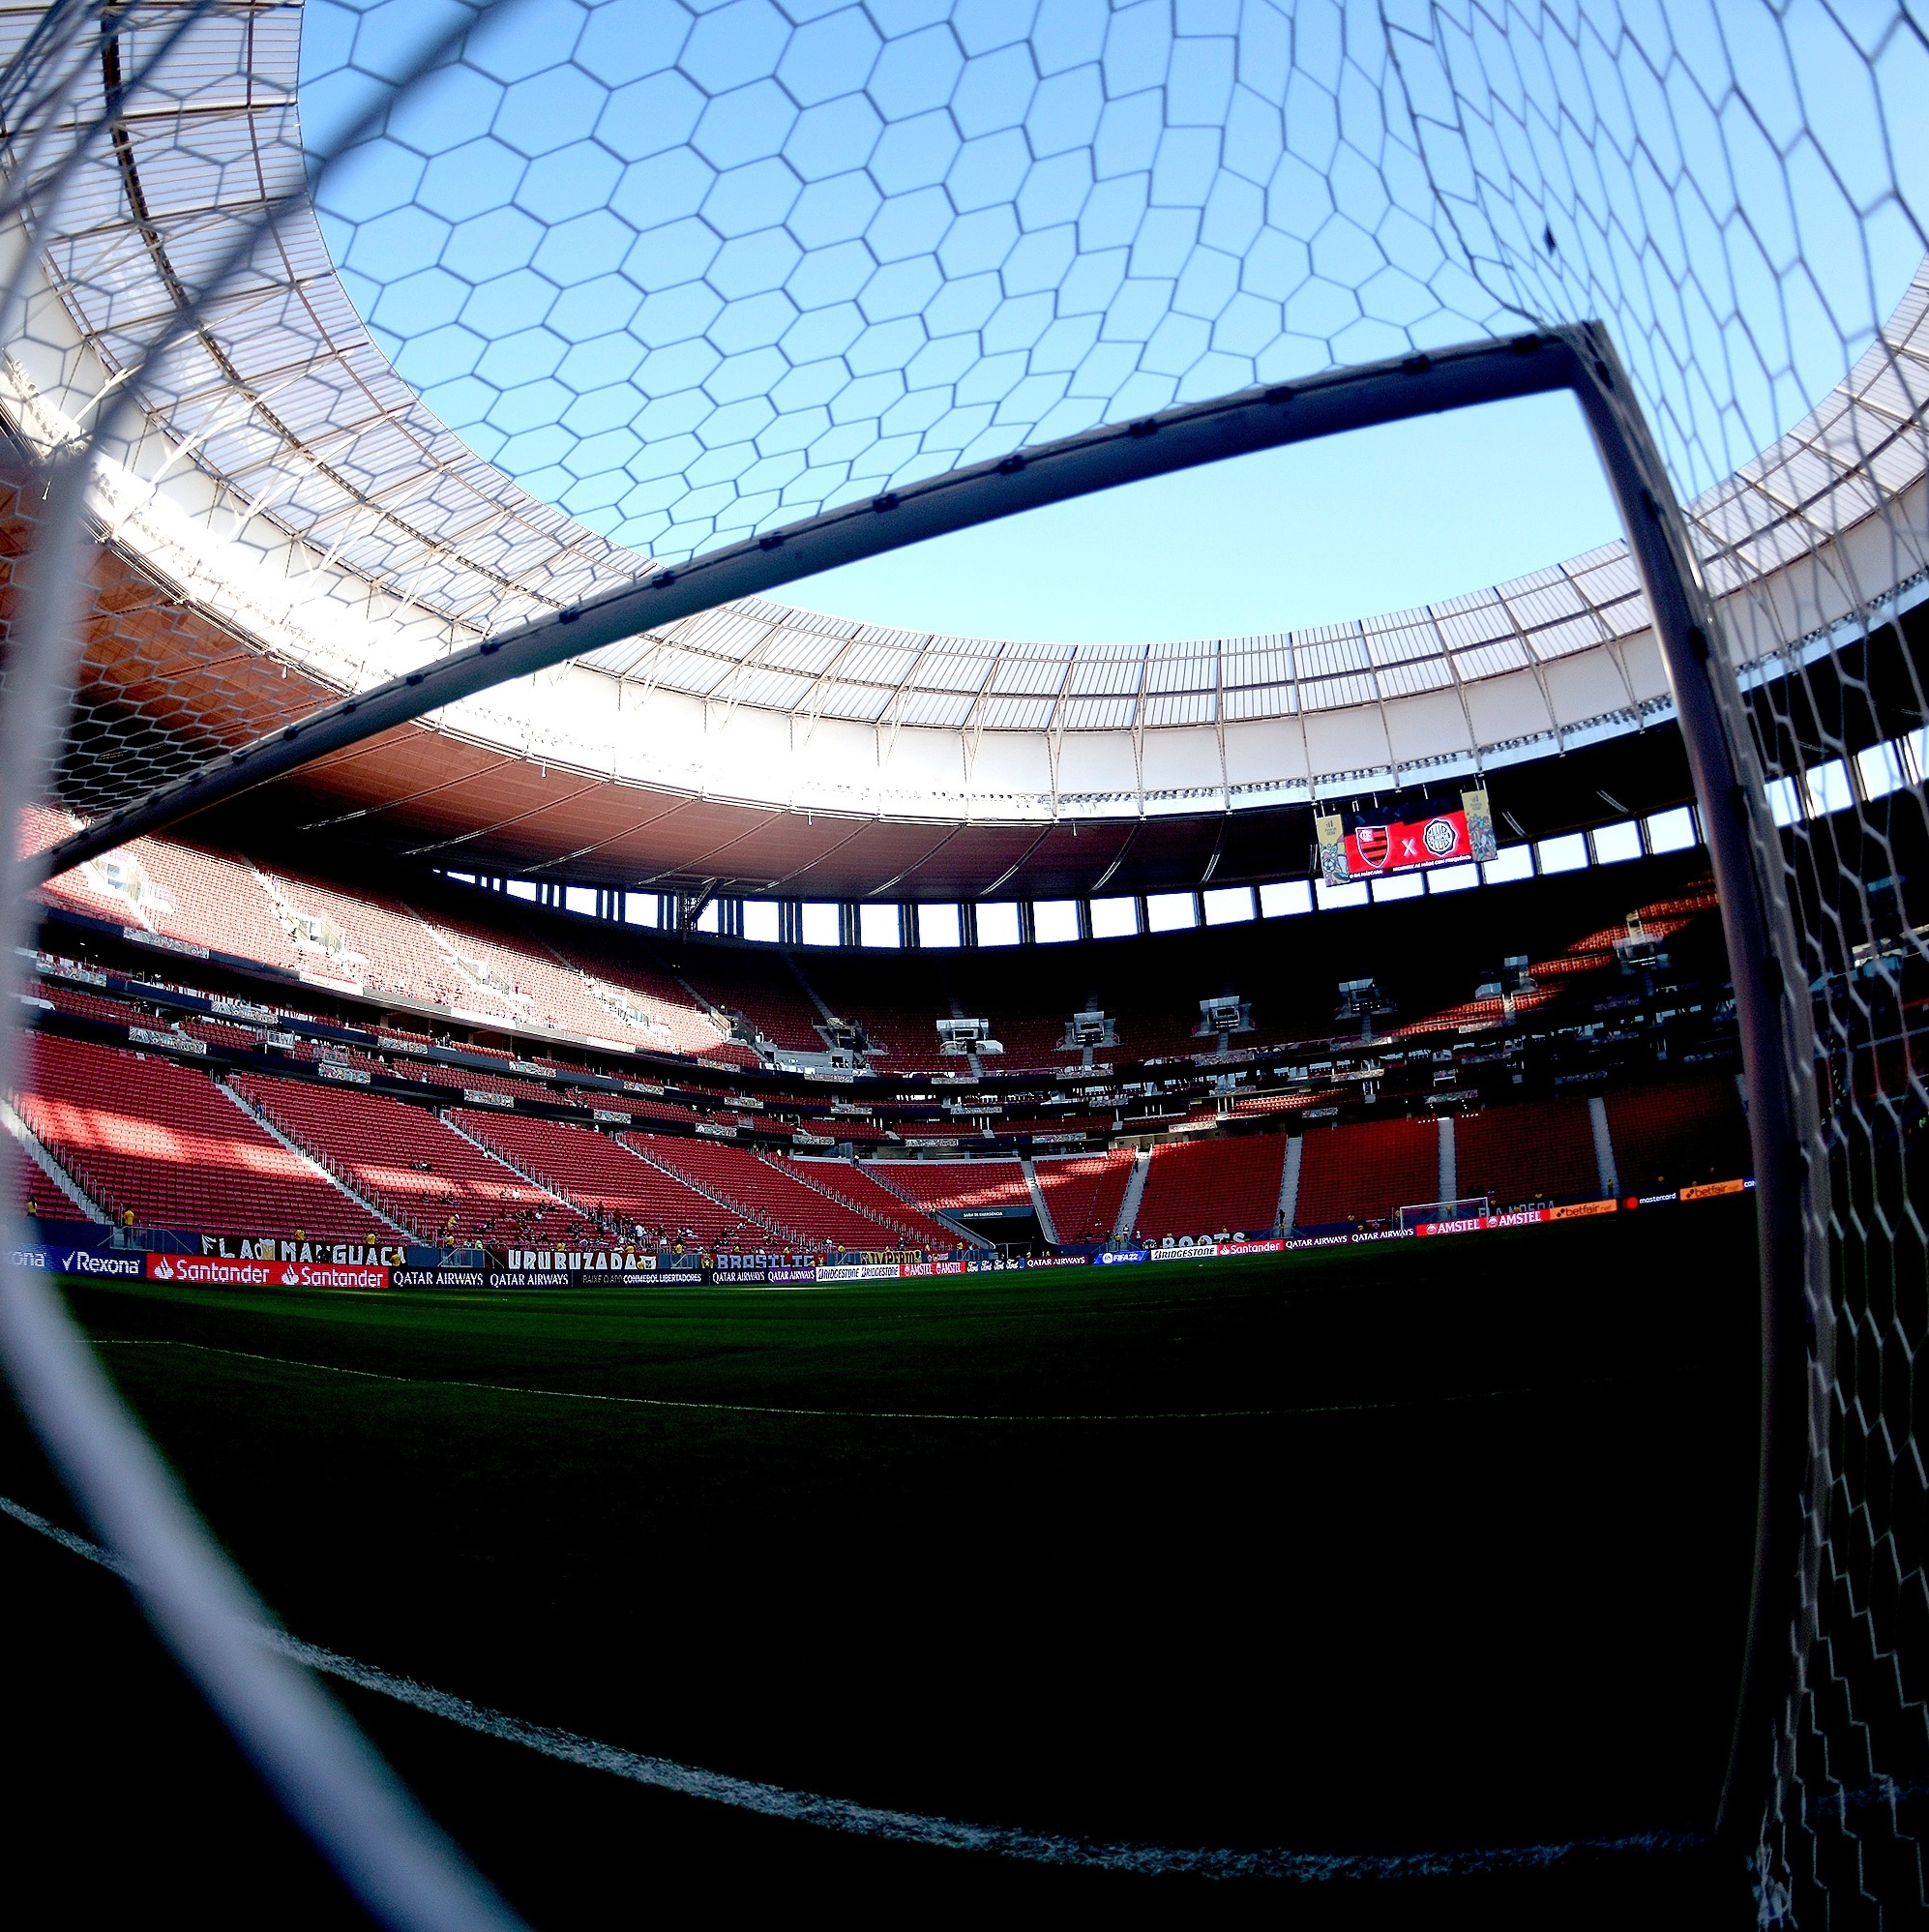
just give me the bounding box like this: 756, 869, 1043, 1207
936, 1018, 1003, 1055
1194, 996, 1254, 1038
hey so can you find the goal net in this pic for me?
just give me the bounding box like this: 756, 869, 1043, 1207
0, 1, 1925, 1921
1397, 1195, 1489, 1230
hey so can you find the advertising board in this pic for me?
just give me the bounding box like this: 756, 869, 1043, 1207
8, 1238, 144, 1278
1316, 787, 1498, 883
146, 1254, 391, 1290
197, 1234, 412, 1265
505, 1248, 656, 1272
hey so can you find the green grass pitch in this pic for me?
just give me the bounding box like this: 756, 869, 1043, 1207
1, 1203, 1758, 1926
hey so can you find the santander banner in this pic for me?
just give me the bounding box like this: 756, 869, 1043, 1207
146, 1254, 391, 1291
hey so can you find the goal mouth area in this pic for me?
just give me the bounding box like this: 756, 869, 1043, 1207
1398, 1198, 1493, 1231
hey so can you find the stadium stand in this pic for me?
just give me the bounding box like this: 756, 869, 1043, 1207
1455, 1098, 1602, 1207
38, 982, 159, 1030
448, 1112, 761, 1248
28, 819, 1732, 1082
1031, 1151, 1138, 1243
814, 1159, 964, 1246
231, 1078, 597, 1247
257, 867, 501, 1012
134, 843, 308, 968
674, 949, 828, 1055
14, 1035, 372, 1235
553, 931, 764, 1067
421, 910, 667, 1048
10, 812, 1761, 1262
782, 1156, 959, 1247
1293, 1118, 1441, 1231
863, 1159, 1031, 1214
638, 1137, 906, 1249
1134, 1136, 1289, 1240
418, 1062, 562, 1108
609, 1133, 798, 1246
1606, 1076, 1753, 1195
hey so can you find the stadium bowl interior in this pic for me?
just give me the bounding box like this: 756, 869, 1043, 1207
2, 3, 1925, 1926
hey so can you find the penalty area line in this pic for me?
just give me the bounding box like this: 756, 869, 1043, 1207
0, 1489, 1701, 1883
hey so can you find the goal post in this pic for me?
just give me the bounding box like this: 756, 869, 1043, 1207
1397, 1197, 1491, 1231
15, 309, 1830, 1859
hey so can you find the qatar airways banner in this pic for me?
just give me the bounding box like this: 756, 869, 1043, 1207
1316, 787, 1498, 883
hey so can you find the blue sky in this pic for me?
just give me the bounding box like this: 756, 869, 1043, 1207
302, 0, 1926, 636
775, 390, 1619, 640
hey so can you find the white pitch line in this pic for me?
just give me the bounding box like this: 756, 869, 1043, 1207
0, 1489, 1698, 1883
93, 1336, 1620, 1425
93, 1338, 1312, 1422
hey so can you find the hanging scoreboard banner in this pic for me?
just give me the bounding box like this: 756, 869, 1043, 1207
1316, 788, 1499, 884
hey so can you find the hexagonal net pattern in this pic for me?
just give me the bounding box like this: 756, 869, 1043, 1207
1, 1, 1928, 1918
301, 0, 1929, 566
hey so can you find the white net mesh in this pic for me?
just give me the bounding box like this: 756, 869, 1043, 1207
2, 0, 1927, 1919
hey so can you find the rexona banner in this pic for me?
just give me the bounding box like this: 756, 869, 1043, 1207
1316, 788, 1499, 883
147, 1254, 391, 1291
9, 1239, 144, 1279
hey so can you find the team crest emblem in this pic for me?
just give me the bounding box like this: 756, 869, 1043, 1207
1423, 817, 1460, 855
1354, 824, 1390, 870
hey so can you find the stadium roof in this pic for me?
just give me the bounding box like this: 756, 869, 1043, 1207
7, 0, 1929, 892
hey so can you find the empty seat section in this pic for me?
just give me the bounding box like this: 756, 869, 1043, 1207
452, 1112, 738, 1246
864, 1159, 1029, 1213
134, 841, 305, 966
614, 1133, 804, 1246
756, 1151, 925, 1247
1134, 1137, 1288, 1239
1455, 1099, 1600, 1206
1293, 1118, 1439, 1229
545, 932, 746, 1059
1032, 1151, 1137, 1241
983, 1011, 1077, 1072
638, 1137, 888, 1248
258, 869, 520, 1017
675, 952, 825, 1053
809, 1159, 961, 1246
420, 910, 660, 1045
838, 1000, 949, 1072
420, 1062, 556, 1106
15, 1035, 370, 1235
15, 1156, 75, 1221
39, 982, 159, 1029
233, 1077, 593, 1247
1606, 1076, 1752, 1192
